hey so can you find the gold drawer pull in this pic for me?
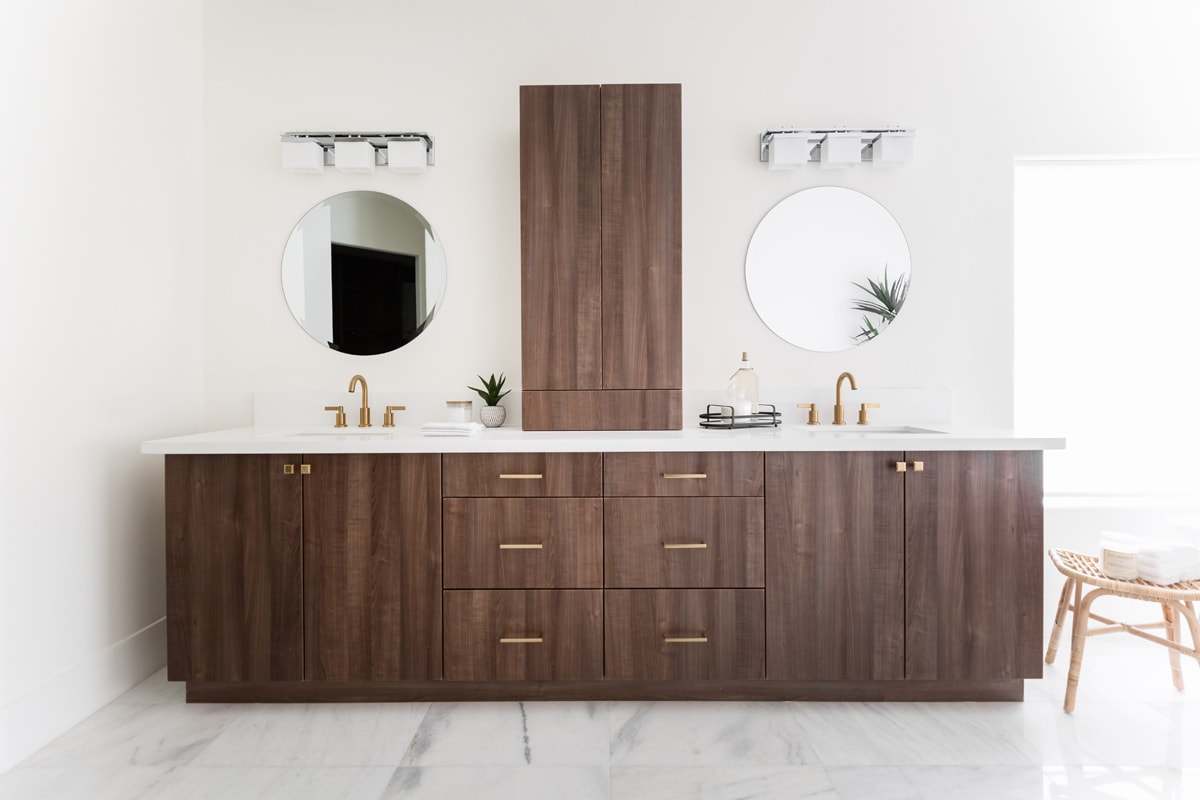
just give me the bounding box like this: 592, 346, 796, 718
663, 636, 709, 644
283, 464, 295, 475
662, 473, 707, 479
912, 460, 925, 472
499, 637, 544, 644
894, 461, 907, 473
499, 473, 543, 480
663, 543, 707, 550
300, 464, 311, 475
499, 543, 544, 550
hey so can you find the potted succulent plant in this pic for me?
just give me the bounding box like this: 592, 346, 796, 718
469, 372, 511, 428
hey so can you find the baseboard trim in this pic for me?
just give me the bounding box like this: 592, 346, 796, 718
0, 618, 166, 773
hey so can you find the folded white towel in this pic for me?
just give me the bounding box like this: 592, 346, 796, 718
1136, 541, 1200, 584
420, 421, 484, 437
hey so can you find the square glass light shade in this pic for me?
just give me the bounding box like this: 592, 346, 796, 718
281, 140, 325, 173
387, 140, 427, 172
334, 140, 377, 173
819, 133, 863, 169
871, 132, 916, 166
767, 134, 814, 170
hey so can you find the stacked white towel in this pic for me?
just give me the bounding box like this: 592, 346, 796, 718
1137, 540, 1200, 585
420, 422, 484, 438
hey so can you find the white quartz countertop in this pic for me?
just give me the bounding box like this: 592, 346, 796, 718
141, 425, 1065, 454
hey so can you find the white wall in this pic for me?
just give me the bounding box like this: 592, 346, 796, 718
201, 0, 1200, 429
0, 1, 204, 772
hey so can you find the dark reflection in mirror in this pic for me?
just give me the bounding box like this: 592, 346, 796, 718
282, 191, 446, 356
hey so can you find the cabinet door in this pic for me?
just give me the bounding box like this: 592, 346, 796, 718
520, 84, 602, 392
165, 454, 303, 682
600, 83, 682, 392
304, 454, 441, 681
905, 451, 1044, 680
765, 452, 904, 681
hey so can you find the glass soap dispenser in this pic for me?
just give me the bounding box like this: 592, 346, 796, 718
726, 352, 759, 418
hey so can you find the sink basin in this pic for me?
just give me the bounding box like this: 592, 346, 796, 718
288, 428, 395, 437
805, 425, 947, 435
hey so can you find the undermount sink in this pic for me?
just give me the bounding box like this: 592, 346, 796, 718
805, 425, 947, 435
288, 428, 395, 437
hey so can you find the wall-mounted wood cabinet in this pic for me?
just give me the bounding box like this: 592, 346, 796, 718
520, 83, 682, 430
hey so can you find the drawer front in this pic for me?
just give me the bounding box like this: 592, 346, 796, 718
444, 590, 603, 681
443, 453, 602, 497
604, 452, 764, 496
444, 499, 603, 588
604, 589, 765, 680
605, 498, 764, 588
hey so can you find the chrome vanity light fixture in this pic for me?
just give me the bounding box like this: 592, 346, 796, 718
280, 132, 436, 174
760, 128, 915, 169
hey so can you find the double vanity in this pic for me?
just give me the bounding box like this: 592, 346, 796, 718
143, 424, 1062, 703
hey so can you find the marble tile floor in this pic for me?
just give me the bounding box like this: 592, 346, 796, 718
3, 636, 1197, 800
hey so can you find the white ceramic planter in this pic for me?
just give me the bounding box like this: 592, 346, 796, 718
479, 405, 506, 428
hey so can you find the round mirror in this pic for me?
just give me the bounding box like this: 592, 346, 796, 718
745, 186, 910, 352
281, 191, 446, 355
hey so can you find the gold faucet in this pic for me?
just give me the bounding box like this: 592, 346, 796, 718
833, 371, 857, 425
348, 374, 371, 427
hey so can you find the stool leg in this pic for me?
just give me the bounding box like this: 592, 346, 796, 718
1046, 577, 1075, 664
1164, 603, 1185, 692
1065, 586, 1100, 713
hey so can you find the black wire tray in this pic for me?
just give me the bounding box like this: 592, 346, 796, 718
698, 403, 782, 429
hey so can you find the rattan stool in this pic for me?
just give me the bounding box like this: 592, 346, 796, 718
1045, 548, 1200, 711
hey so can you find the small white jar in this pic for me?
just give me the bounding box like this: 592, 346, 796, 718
1100, 531, 1140, 580
446, 400, 473, 423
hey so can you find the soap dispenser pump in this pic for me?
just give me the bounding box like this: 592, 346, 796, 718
726, 352, 759, 418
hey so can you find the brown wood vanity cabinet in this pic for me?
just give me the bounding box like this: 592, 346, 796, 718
766, 451, 1044, 683
165, 453, 441, 684
519, 83, 682, 431
441, 453, 604, 681
604, 452, 767, 681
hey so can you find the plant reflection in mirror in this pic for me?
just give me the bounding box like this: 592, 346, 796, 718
852, 265, 909, 342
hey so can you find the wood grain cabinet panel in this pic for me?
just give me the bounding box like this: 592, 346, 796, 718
165, 454, 303, 683
520, 83, 681, 431
765, 452, 905, 681
444, 498, 603, 589
444, 590, 603, 681
605, 498, 765, 588
904, 450, 1044, 681
605, 589, 765, 681
303, 454, 441, 682
604, 452, 764, 497
443, 452, 602, 497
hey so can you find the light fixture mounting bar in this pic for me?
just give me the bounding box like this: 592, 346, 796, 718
759, 128, 913, 165
280, 132, 436, 166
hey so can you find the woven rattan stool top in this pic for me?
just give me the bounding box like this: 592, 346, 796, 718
1048, 548, 1200, 603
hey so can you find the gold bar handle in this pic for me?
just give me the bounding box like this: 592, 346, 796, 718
894, 461, 907, 473
499, 543, 544, 550
663, 543, 707, 550
499, 473, 543, 480
663, 636, 709, 643
662, 473, 707, 479
499, 637, 544, 644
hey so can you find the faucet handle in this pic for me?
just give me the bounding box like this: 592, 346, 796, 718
796, 403, 820, 425
383, 405, 407, 428
857, 403, 880, 425
324, 405, 347, 428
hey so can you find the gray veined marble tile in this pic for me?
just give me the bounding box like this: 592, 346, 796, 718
142, 765, 396, 800
825, 767, 921, 800
1038, 766, 1192, 800
190, 702, 431, 767
608, 701, 818, 767
788, 702, 1039, 767
113, 668, 187, 705
0, 766, 175, 800
400, 701, 610, 767
610, 765, 838, 800
897, 766, 1045, 800
20, 702, 241, 768
382, 765, 609, 800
